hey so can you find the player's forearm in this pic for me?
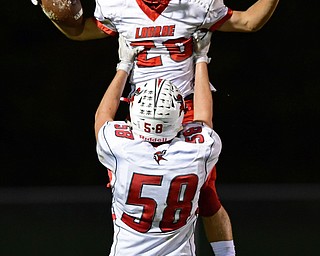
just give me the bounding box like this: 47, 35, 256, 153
202, 206, 233, 242
220, 0, 279, 32
94, 70, 128, 138
34, 0, 108, 40
193, 63, 213, 128
51, 17, 108, 41
244, 0, 279, 31
36, 0, 81, 39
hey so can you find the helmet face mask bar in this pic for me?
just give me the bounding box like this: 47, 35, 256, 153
130, 79, 185, 142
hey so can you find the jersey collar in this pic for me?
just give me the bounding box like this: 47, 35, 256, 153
136, 0, 170, 21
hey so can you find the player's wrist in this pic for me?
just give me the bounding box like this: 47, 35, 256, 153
117, 35, 144, 74
195, 56, 211, 64
116, 61, 133, 74
210, 240, 235, 256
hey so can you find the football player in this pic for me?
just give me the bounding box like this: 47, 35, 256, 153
95, 32, 224, 255
33, 0, 279, 99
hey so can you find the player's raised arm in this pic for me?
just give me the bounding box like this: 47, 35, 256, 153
219, 0, 279, 32
32, 0, 107, 40
56, 17, 107, 41
192, 31, 213, 128
94, 70, 128, 140
94, 36, 143, 139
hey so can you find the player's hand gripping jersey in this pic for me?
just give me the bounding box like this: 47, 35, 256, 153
94, 0, 232, 97
96, 121, 222, 256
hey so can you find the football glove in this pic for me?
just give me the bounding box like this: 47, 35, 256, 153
193, 29, 212, 64
117, 35, 144, 74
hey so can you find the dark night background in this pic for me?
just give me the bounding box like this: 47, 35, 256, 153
2, 1, 319, 187
1, 1, 320, 256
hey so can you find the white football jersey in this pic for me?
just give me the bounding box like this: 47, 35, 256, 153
94, 0, 232, 97
96, 121, 222, 256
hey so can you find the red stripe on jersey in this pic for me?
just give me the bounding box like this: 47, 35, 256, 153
105, 169, 113, 188
209, 8, 233, 32
112, 213, 116, 220
95, 19, 118, 37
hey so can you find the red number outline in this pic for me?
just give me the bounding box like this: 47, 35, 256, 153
183, 126, 204, 143
121, 173, 198, 233
131, 37, 193, 68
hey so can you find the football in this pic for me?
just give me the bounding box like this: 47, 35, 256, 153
41, 0, 83, 27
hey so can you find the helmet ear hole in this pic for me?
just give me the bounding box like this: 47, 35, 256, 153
130, 79, 185, 142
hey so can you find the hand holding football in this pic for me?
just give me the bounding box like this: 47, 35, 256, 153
41, 0, 83, 27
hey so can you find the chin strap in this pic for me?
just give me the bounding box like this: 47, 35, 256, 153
120, 97, 131, 103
